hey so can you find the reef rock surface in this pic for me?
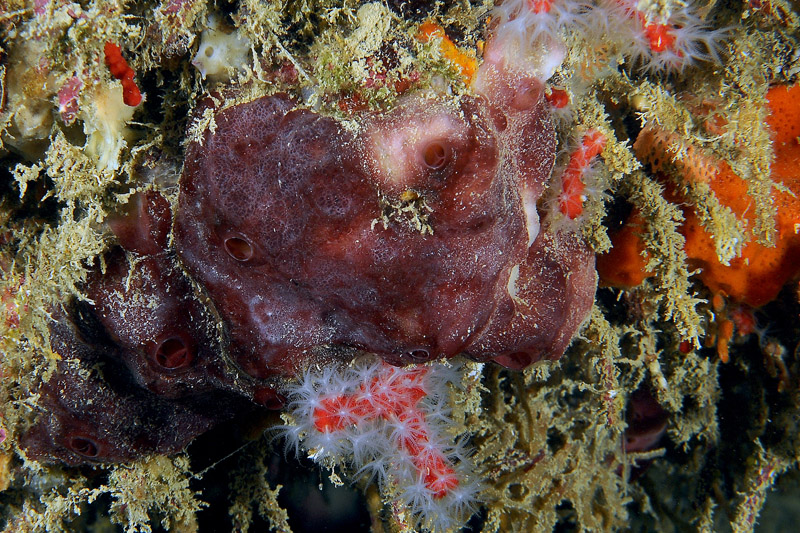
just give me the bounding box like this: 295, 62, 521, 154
24, 69, 597, 464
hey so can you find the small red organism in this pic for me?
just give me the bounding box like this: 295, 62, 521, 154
642, 21, 678, 53
121, 76, 142, 107
528, 0, 553, 14
103, 42, 142, 107
545, 86, 569, 108
558, 129, 607, 219
729, 304, 757, 339
104, 42, 129, 79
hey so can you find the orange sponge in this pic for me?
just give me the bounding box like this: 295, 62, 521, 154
417, 22, 478, 84
599, 84, 800, 307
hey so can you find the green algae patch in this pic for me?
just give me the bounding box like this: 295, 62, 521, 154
2, 455, 203, 533
473, 310, 631, 532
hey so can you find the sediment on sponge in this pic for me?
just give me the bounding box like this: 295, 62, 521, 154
277, 358, 481, 532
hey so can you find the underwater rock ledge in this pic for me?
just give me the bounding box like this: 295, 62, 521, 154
1, 0, 799, 532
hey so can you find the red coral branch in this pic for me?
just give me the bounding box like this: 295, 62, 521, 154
312, 365, 458, 499
103, 42, 142, 107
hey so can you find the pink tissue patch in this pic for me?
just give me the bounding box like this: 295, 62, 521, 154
57, 76, 83, 125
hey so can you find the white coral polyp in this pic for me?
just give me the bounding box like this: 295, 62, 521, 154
82, 81, 136, 171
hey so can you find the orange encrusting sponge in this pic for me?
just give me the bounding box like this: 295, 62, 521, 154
598, 84, 800, 307
417, 22, 478, 84
596, 209, 652, 288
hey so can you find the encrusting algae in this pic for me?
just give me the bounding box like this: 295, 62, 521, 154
1, 1, 800, 532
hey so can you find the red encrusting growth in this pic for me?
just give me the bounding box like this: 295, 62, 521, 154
600, 84, 800, 306
558, 130, 607, 219
103, 42, 142, 107
312, 365, 458, 499
545, 87, 569, 108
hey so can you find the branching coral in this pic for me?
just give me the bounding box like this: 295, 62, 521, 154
280, 360, 481, 532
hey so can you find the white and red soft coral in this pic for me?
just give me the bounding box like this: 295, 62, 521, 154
596, 0, 728, 73
488, 0, 727, 80
279, 359, 480, 532
544, 129, 609, 232
491, 0, 589, 49
486, 0, 574, 81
